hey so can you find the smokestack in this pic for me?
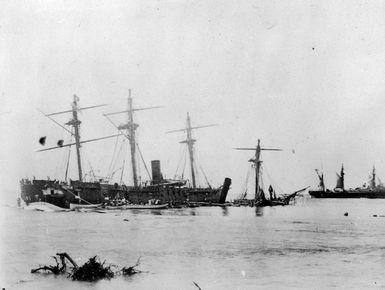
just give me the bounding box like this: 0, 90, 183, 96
151, 160, 163, 183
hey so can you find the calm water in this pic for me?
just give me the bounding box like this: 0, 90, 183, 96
1, 197, 385, 289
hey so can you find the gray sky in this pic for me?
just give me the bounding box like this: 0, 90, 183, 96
1, 0, 385, 203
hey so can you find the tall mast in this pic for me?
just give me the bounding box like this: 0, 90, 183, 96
127, 89, 138, 187
340, 164, 344, 190
254, 139, 261, 200
186, 113, 196, 188
71, 96, 83, 181
167, 113, 217, 189
235, 139, 282, 202
370, 165, 376, 188
104, 89, 161, 187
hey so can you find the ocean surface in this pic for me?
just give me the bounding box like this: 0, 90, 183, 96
1, 196, 385, 289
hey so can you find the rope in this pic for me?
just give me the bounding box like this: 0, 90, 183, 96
136, 142, 151, 180
108, 139, 126, 181
87, 161, 97, 181
263, 163, 284, 195
239, 167, 251, 199
120, 160, 125, 185
259, 164, 264, 192
181, 146, 188, 179
192, 147, 200, 186
135, 131, 141, 184
195, 150, 211, 188
64, 128, 73, 181
174, 145, 186, 179
107, 134, 120, 178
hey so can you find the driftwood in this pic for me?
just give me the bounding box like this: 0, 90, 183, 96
31, 252, 141, 281
31, 253, 73, 274
71, 256, 114, 281
121, 256, 141, 276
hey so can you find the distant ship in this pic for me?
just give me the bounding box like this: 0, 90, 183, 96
308, 165, 385, 198
233, 139, 307, 207
20, 92, 230, 209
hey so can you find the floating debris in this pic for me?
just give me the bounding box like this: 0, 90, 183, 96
71, 256, 114, 281
344, 212, 348, 216
31, 252, 141, 282
121, 257, 141, 276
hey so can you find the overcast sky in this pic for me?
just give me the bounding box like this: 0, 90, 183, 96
1, 0, 385, 203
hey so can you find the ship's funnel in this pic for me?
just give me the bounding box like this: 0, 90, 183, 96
219, 177, 232, 203
151, 160, 163, 183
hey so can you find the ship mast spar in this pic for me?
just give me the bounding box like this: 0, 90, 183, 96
104, 89, 161, 187
38, 95, 119, 182
69, 97, 82, 181
167, 113, 217, 189
235, 139, 282, 202
371, 165, 376, 189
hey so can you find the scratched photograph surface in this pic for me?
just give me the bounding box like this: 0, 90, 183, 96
1, 1, 385, 289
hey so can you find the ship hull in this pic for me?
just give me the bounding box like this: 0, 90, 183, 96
309, 189, 385, 198
20, 177, 231, 209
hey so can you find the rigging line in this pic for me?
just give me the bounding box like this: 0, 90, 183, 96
104, 114, 148, 182
107, 139, 121, 181
198, 162, 211, 188
136, 131, 142, 183
88, 161, 98, 181
263, 163, 284, 194
179, 145, 188, 178
107, 134, 120, 178
173, 145, 182, 178
239, 167, 251, 200
192, 147, 201, 187
194, 150, 211, 188
136, 142, 151, 180
174, 144, 187, 179
36, 109, 73, 135
120, 160, 125, 185
109, 139, 126, 181
181, 145, 188, 179
64, 128, 73, 181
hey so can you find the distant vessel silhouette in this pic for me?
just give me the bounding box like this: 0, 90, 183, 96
309, 165, 385, 198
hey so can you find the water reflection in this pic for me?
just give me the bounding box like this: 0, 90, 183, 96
255, 206, 264, 216
221, 206, 229, 216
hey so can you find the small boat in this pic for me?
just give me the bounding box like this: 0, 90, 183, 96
124, 203, 168, 210
105, 205, 125, 210
69, 203, 103, 210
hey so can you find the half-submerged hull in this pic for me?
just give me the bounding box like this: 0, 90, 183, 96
23, 202, 70, 212
20, 179, 105, 209
20, 177, 231, 209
